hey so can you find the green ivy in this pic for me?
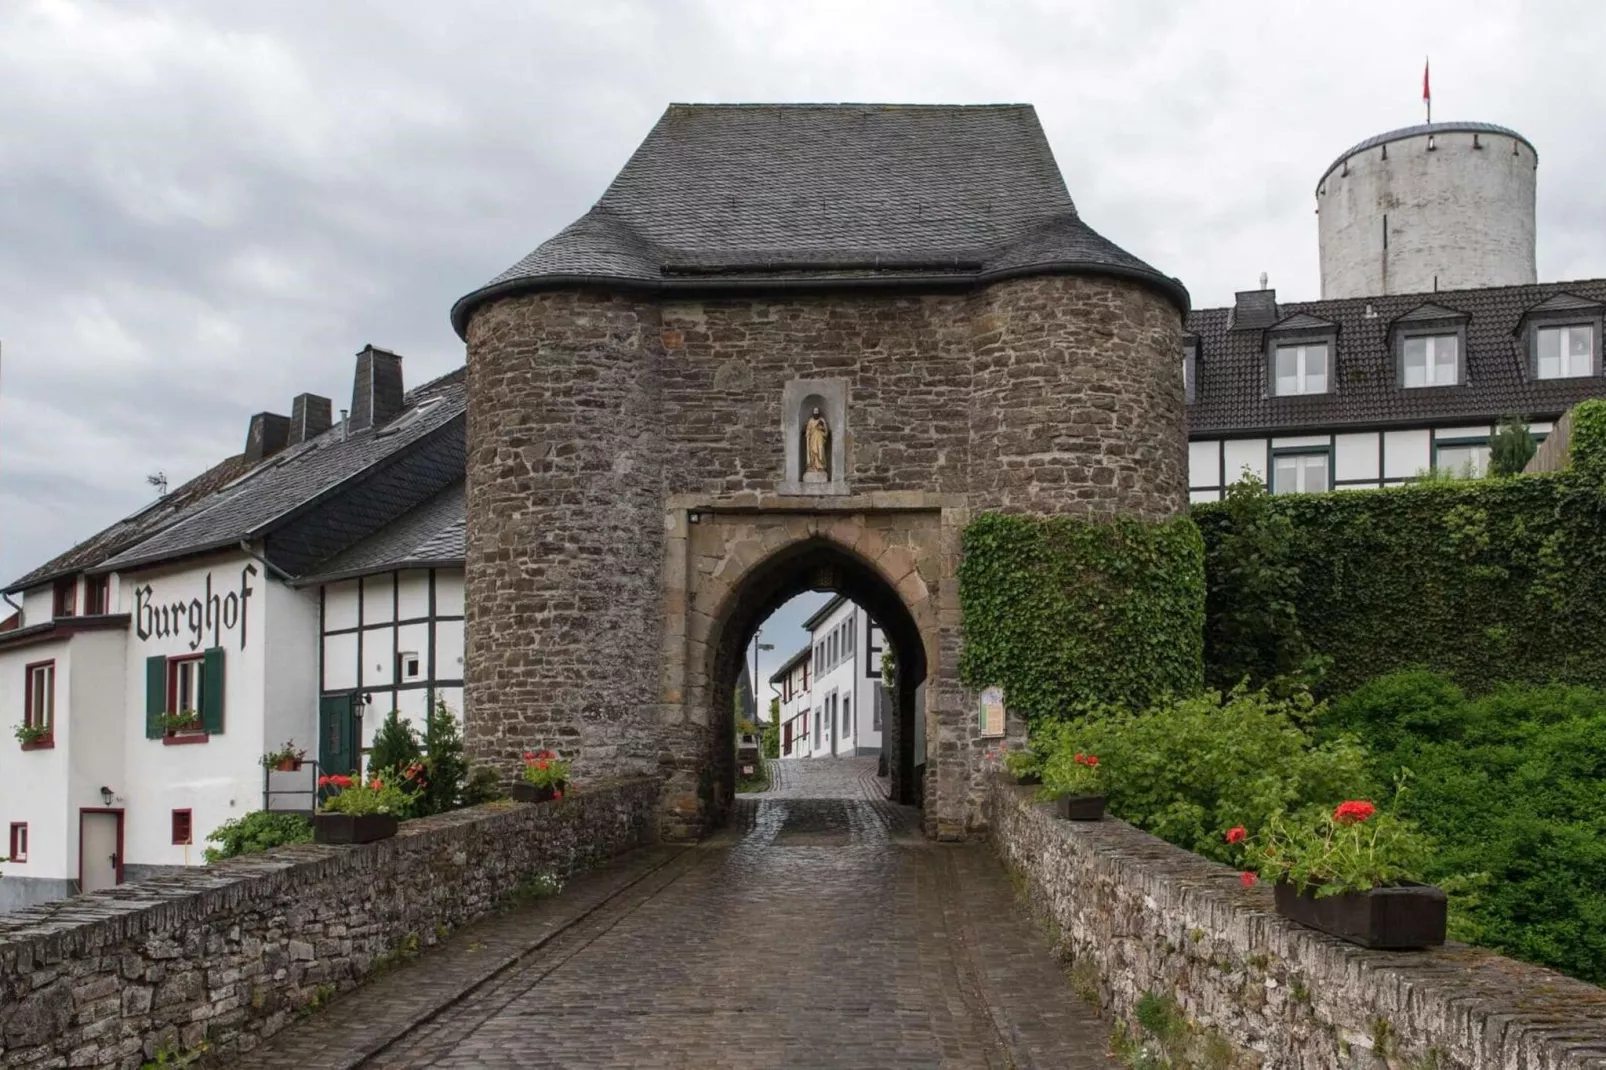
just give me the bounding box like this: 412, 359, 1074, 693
1195, 471, 1606, 696
1569, 399, 1606, 479
958, 513, 1204, 720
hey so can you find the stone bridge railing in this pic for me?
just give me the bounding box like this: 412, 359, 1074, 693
987, 777, 1606, 1070
0, 779, 659, 1069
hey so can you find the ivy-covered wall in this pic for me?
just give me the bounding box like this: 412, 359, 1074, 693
1194, 468, 1606, 697
958, 513, 1204, 720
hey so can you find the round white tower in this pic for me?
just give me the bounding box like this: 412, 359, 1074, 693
1316, 122, 1537, 299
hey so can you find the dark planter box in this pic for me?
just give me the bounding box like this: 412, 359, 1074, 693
1273, 881, 1447, 950
314, 813, 398, 845
1054, 795, 1106, 821
1014, 773, 1042, 786
512, 781, 566, 804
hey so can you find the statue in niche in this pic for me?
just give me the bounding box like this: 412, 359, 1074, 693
803, 406, 830, 481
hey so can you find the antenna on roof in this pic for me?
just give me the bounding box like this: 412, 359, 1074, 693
146, 471, 168, 498
1259, 272, 1269, 291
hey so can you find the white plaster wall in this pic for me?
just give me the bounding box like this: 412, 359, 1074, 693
324, 580, 359, 631
0, 639, 72, 881
364, 573, 395, 625
323, 632, 358, 691
120, 556, 269, 870
1384, 429, 1432, 479
21, 586, 52, 625
263, 581, 319, 787
1188, 440, 1220, 489
67, 630, 129, 875
1222, 439, 1267, 486
397, 570, 430, 620
1318, 129, 1536, 299
1334, 433, 1380, 482
436, 571, 465, 617
434, 618, 464, 682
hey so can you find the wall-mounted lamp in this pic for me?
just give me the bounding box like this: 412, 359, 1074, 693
99, 786, 114, 807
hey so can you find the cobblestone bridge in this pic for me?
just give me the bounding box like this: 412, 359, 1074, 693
237, 759, 1113, 1068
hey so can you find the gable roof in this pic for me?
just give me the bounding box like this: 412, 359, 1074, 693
1391, 301, 1468, 327
1269, 311, 1337, 333
802, 594, 849, 632
1186, 278, 1606, 436
768, 643, 812, 684
294, 481, 465, 585
451, 103, 1187, 335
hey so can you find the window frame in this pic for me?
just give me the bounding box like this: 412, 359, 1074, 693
8, 822, 27, 863
171, 809, 193, 846
23, 659, 55, 747
166, 653, 206, 729
52, 578, 77, 618
1397, 326, 1466, 389
1267, 330, 1336, 397
83, 575, 111, 616
1530, 319, 1601, 381
1183, 340, 1199, 405
1433, 436, 1491, 479
1270, 447, 1333, 495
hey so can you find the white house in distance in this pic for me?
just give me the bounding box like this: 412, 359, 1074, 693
771, 596, 888, 760
0, 346, 468, 911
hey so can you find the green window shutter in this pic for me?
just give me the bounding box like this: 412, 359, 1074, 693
145, 655, 168, 738
201, 647, 226, 735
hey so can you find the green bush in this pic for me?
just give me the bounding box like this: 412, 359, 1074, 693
1195, 471, 1606, 696
959, 513, 1205, 720
368, 708, 423, 777
1032, 688, 1369, 863
1323, 672, 1606, 984
1570, 399, 1606, 479
417, 697, 470, 817
203, 811, 312, 862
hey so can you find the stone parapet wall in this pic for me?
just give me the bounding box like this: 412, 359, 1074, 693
0, 779, 659, 1069
987, 777, 1606, 1070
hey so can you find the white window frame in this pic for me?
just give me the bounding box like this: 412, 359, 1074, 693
1273, 341, 1330, 396
1535, 324, 1595, 380
1402, 333, 1460, 388
25, 662, 55, 734
1434, 439, 1490, 479
1272, 450, 1330, 495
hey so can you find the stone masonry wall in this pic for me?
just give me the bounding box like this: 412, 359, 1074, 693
0, 780, 659, 1069
988, 778, 1606, 1070
466, 274, 1186, 837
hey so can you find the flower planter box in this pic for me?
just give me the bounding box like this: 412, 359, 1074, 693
512, 781, 566, 804
1273, 881, 1447, 950
272, 757, 304, 772
1014, 772, 1042, 786
313, 813, 398, 845
1054, 795, 1106, 821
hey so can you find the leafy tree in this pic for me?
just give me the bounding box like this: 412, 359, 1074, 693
203, 811, 312, 862
418, 697, 470, 816
762, 697, 780, 760
1487, 416, 1537, 477
368, 708, 423, 779
1202, 474, 1325, 695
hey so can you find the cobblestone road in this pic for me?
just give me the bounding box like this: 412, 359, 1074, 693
235, 759, 1114, 1069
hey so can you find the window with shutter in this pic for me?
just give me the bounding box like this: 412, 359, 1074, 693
145, 655, 168, 738
201, 647, 226, 735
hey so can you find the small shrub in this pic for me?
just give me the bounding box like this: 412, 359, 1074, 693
367, 708, 423, 778
203, 811, 312, 862
317, 773, 418, 817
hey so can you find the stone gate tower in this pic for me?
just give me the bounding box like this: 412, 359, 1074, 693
451, 103, 1190, 839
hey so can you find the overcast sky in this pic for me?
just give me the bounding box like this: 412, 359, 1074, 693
3, 0, 1604, 678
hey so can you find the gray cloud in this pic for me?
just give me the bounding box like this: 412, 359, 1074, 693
4, 0, 1604, 592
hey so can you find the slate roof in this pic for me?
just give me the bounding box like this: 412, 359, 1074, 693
768, 643, 812, 684
1185, 278, 1606, 436
5, 453, 257, 593
451, 103, 1187, 335
294, 481, 465, 585
5, 369, 467, 592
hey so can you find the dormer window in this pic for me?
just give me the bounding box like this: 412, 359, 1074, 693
1182, 340, 1198, 404
1274, 342, 1328, 396
1535, 324, 1595, 380
1403, 334, 1459, 387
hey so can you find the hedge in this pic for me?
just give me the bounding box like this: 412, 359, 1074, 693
1194, 470, 1606, 697
958, 513, 1204, 719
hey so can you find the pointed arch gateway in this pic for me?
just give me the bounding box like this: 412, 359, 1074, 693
658, 506, 958, 840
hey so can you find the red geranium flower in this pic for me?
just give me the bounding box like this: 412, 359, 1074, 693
1086, 755, 1098, 767
553, 790, 564, 800
318, 774, 354, 789
1333, 800, 1376, 825
522, 751, 535, 763
1225, 825, 1247, 845
536, 760, 549, 771
1240, 872, 1258, 888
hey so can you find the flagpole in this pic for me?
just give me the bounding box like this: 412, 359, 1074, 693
1424, 57, 1432, 125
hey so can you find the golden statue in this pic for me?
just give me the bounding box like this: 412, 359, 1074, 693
804, 407, 830, 477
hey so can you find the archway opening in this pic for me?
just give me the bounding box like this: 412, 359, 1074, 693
705, 538, 929, 827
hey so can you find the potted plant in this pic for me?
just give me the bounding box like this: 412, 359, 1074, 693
158, 709, 202, 736
13, 722, 50, 748
1235, 799, 1444, 949
513, 750, 570, 803
261, 740, 308, 772
314, 773, 416, 844
1038, 749, 1105, 821
1003, 749, 1042, 786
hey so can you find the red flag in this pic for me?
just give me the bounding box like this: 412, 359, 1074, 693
1423, 58, 1431, 103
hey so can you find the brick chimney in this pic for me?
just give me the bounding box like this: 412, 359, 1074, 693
349, 345, 405, 432
288, 393, 333, 445
243, 412, 291, 463
1229, 288, 1279, 331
